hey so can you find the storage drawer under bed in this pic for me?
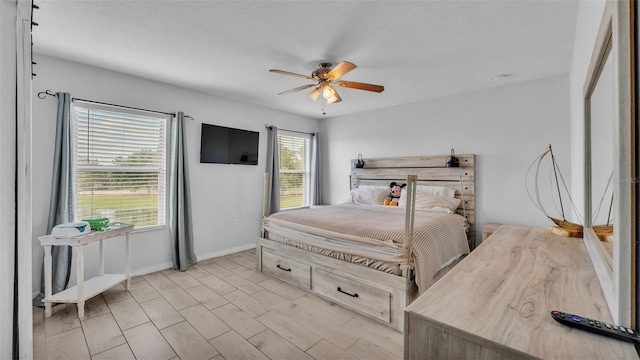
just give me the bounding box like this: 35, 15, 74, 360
261, 248, 311, 289
312, 268, 391, 323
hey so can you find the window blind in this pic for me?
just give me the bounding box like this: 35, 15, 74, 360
74, 104, 168, 228
278, 132, 311, 209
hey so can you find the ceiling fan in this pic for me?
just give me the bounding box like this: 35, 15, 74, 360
269, 61, 384, 104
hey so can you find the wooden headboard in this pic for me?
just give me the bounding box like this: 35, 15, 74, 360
350, 154, 476, 249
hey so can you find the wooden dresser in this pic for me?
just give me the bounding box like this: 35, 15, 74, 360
404, 225, 638, 359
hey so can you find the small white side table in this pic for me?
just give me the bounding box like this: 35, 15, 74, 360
38, 223, 134, 318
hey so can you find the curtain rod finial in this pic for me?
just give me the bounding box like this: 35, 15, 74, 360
37, 89, 56, 99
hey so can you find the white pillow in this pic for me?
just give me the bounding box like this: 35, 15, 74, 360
418, 185, 456, 197
414, 194, 461, 213
350, 187, 390, 205
358, 185, 386, 190
398, 185, 456, 207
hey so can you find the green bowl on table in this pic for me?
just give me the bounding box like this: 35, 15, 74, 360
82, 217, 110, 231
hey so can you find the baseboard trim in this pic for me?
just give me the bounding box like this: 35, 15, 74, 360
31, 243, 258, 299
197, 243, 256, 263
132, 262, 174, 276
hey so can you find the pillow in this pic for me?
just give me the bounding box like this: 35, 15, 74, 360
417, 185, 456, 198
350, 186, 390, 205
358, 185, 385, 190
398, 185, 456, 207
414, 194, 461, 213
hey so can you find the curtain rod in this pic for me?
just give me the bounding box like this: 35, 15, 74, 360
37, 89, 194, 120
265, 124, 315, 136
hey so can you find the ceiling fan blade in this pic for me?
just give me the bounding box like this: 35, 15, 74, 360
327, 88, 342, 104
326, 61, 357, 81
309, 87, 320, 101
270, 69, 315, 81
278, 84, 316, 95
336, 81, 384, 93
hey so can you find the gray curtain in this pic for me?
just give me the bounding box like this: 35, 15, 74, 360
310, 132, 322, 205
169, 111, 196, 271
33, 92, 74, 306
266, 126, 280, 215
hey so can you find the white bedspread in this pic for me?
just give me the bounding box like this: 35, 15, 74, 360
264, 203, 470, 293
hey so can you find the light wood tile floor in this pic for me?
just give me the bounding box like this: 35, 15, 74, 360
33, 249, 403, 360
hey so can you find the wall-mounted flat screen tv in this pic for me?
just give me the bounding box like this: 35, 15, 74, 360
200, 123, 259, 165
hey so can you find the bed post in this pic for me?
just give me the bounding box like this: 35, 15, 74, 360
260, 173, 270, 238
458, 174, 467, 218
258, 173, 269, 272
262, 173, 269, 219
401, 174, 418, 278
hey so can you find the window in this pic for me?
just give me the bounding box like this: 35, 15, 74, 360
73, 102, 169, 229
278, 131, 311, 209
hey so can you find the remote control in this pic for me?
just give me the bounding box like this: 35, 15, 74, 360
551, 310, 640, 343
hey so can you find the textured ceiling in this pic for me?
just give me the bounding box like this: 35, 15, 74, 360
32, 1, 579, 119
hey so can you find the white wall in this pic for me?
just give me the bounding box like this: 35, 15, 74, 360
31, 55, 318, 295
0, 1, 17, 357
569, 0, 607, 224
320, 74, 571, 241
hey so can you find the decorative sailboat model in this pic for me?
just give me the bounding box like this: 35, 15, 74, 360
593, 211, 613, 242
592, 172, 614, 242
527, 145, 584, 237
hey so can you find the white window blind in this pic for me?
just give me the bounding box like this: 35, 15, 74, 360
278, 131, 311, 209
73, 103, 168, 229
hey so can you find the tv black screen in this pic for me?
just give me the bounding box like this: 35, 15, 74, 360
200, 123, 259, 165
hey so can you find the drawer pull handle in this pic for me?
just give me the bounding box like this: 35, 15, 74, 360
276, 264, 291, 272
337, 287, 359, 298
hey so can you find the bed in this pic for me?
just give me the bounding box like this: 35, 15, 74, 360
256, 154, 475, 331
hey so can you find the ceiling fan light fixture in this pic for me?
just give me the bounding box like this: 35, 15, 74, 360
326, 89, 341, 104
322, 84, 335, 99
309, 87, 320, 101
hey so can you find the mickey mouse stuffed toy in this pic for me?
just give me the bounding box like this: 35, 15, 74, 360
384, 182, 406, 206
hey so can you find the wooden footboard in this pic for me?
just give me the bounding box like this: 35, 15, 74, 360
256, 237, 418, 332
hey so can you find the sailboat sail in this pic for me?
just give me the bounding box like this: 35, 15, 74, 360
526, 145, 584, 236
592, 170, 614, 242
